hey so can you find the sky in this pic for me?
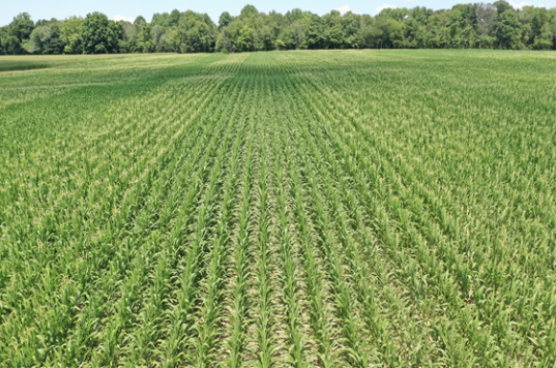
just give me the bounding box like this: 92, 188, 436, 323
2, 0, 555, 27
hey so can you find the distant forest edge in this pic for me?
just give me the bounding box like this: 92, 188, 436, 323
1, 2, 555, 55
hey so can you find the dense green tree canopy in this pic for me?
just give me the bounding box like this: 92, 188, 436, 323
240, 5, 259, 19
24, 23, 63, 54
60, 16, 84, 54
81, 12, 120, 54
1, 12, 34, 54
1, 1, 555, 55
10, 12, 34, 41
218, 12, 233, 30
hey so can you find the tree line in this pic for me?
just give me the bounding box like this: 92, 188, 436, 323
1, 2, 555, 55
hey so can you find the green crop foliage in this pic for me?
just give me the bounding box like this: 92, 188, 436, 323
0, 50, 555, 367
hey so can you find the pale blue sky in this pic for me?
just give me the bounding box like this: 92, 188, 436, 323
2, 0, 554, 26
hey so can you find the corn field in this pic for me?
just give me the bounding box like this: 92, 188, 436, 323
0, 50, 555, 367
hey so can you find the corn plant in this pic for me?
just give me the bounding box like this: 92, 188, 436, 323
1, 50, 555, 368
